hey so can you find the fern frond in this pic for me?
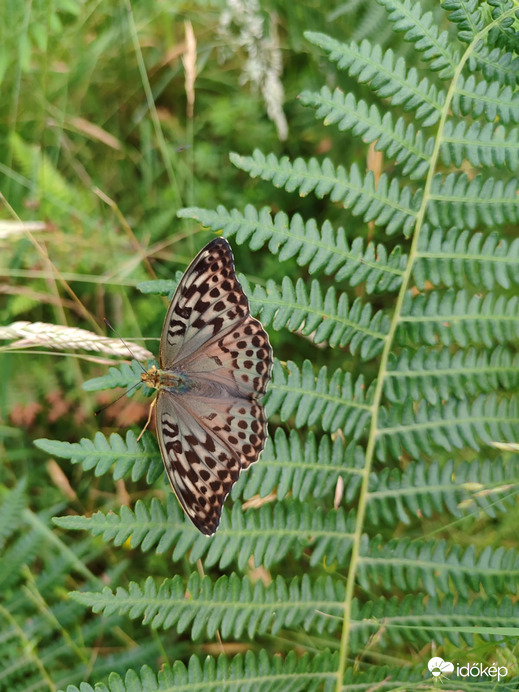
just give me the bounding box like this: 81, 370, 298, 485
230, 150, 419, 236
304, 32, 445, 125
265, 359, 373, 435
70, 573, 346, 638
240, 275, 389, 357
368, 456, 519, 525
428, 173, 519, 229
487, 0, 519, 48
178, 205, 405, 291
441, 120, 519, 170
351, 594, 519, 648
57, 650, 340, 692
54, 496, 182, 553
443, 0, 484, 44
386, 346, 519, 404
359, 537, 519, 597
378, 0, 459, 75
378, 394, 519, 458
469, 44, 519, 87
299, 87, 433, 180
236, 428, 363, 503
398, 289, 519, 348
0, 479, 27, 549
56, 497, 355, 570
70, 575, 519, 649
34, 431, 163, 484
415, 226, 519, 290
137, 277, 179, 295
0, 525, 43, 591
451, 73, 519, 124
82, 360, 147, 393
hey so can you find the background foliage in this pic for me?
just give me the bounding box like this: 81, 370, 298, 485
1, 0, 519, 690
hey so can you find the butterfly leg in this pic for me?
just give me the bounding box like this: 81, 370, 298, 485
137, 396, 157, 441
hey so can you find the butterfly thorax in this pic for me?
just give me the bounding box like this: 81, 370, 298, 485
141, 364, 188, 393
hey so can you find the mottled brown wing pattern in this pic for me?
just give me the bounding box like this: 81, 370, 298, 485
155, 392, 242, 535
148, 237, 272, 535
175, 314, 272, 400
159, 238, 251, 368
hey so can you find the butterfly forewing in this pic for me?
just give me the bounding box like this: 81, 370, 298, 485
159, 239, 250, 369
149, 237, 272, 535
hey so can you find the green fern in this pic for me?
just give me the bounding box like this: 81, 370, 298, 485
59, 650, 341, 692
37, 1, 519, 690
35, 431, 163, 484
0, 483, 162, 692
178, 205, 406, 291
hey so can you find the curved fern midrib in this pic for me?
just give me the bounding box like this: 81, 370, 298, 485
368, 482, 468, 501
251, 457, 364, 476
352, 612, 519, 629
182, 206, 406, 280
455, 84, 516, 112
44, 441, 156, 464
333, 9, 516, 689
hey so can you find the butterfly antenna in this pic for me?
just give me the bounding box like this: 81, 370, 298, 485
103, 317, 148, 374
94, 380, 143, 417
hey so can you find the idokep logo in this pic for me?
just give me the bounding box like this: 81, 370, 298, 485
427, 657, 508, 682
456, 662, 508, 682
428, 657, 454, 678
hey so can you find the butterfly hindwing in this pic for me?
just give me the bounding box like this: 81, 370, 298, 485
173, 314, 272, 399
156, 390, 242, 535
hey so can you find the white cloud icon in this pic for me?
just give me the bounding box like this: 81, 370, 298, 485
428, 657, 454, 677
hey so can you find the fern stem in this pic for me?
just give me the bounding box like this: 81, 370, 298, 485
333, 8, 515, 688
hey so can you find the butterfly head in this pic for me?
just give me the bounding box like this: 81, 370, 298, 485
141, 364, 160, 390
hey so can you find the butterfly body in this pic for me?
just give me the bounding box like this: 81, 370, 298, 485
142, 365, 190, 394
144, 238, 272, 535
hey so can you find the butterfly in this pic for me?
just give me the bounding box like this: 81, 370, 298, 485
141, 238, 272, 535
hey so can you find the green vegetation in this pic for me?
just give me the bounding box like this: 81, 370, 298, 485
1, 1, 519, 690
